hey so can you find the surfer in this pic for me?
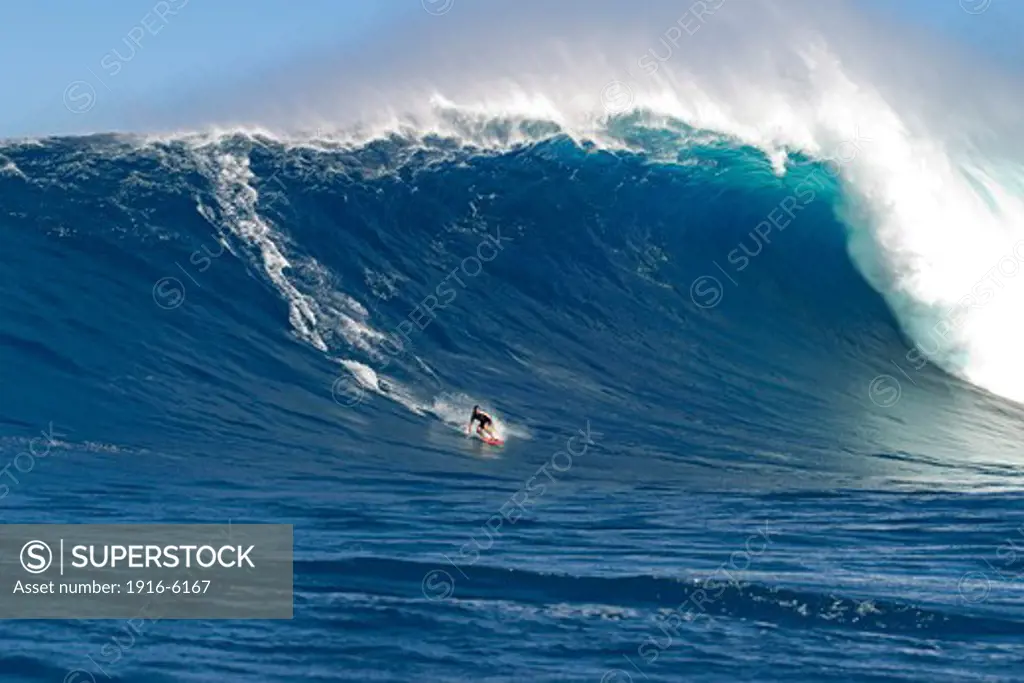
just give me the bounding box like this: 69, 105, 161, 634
467, 405, 497, 440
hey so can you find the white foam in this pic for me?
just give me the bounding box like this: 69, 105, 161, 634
199, 151, 329, 352
0, 157, 26, 180
189, 145, 394, 357
338, 359, 427, 415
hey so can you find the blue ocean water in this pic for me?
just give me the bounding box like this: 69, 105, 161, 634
0, 122, 1022, 682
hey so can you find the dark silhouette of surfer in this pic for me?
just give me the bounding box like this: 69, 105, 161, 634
467, 405, 497, 440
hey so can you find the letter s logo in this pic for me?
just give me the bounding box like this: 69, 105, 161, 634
63, 82, 96, 114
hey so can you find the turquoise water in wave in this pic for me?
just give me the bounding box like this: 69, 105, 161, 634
0, 125, 1022, 682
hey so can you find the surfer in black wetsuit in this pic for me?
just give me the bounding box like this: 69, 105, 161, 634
467, 405, 496, 439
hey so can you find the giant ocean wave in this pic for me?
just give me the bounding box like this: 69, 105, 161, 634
6, 6, 1024, 681
3, 95, 1024, 491
4, 0, 1024, 490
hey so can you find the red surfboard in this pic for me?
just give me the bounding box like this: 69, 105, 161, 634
469, 429, 504, 447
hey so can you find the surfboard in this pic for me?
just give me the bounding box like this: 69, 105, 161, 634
479, 433, 504, 447
469, 429, 504, 447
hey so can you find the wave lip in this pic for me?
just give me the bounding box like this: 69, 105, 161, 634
845, 148, 1024, 403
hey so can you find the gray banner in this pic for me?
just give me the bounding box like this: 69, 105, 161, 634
0, 524, 292, 619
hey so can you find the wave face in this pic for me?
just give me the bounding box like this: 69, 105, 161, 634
1, 118, 1024, 682
3, 123, 1023, 486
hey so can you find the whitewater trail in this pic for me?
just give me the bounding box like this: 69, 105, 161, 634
181, 141, 488, 426
190, 145, 391, 357
337, 360, 428, 416
0, 156, 26, 180
335, 359, 532, 441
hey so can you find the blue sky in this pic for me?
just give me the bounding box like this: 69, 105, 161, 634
863, 0, 1023, 62
0, 0, 416, 138
2, 0, 1021, 139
